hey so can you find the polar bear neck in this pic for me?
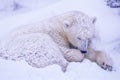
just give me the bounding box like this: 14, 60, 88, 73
45, 17, 69, 47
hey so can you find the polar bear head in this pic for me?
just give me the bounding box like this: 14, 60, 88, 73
62, 11, 96, 53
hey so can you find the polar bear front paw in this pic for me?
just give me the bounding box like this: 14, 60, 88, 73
100, 62, 112, 71
65, 49, 84, 62
96, 52, 113, 71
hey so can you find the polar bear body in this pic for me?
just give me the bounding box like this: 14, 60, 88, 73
0, 33, 69, 71
0, 11, 112, 71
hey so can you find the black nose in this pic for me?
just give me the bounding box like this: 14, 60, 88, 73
81, 50, 87, 53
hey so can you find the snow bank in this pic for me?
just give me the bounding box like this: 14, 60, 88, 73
0, 0, 60, 19
0, 58, 119, 80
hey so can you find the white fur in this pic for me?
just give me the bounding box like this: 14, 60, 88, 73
0, 11, 96, 72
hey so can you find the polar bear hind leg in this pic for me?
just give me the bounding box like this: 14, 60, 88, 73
22, 33, 69, 72
0, 33, 69, 72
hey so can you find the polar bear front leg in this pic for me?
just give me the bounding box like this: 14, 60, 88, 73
85, 47, 113, 71
65, 49, 84, 62
60, 46, 84, 62
52, 33, 84, 62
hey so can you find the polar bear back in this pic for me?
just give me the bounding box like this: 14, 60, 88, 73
0, 32, 68, 71
0, 33, 64, 60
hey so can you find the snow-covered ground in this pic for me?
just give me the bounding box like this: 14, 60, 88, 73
0, 0, 120, 80
0, 0, 60, 19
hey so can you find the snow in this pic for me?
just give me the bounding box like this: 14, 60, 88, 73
0, 0, 120, 80
0, 0, 60, 19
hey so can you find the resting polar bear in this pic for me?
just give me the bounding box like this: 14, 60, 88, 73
0, 11, 112, 71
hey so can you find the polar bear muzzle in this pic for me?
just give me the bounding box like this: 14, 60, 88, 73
69, 39, 88, 54
78, 39, 88, 54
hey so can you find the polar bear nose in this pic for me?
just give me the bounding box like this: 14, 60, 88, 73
80, 50, 87, 53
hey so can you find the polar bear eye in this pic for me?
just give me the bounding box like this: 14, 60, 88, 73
64, 21, 72, 28
65, 23, 69, 28
77, 37, 81, 40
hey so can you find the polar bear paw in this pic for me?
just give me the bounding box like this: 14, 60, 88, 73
100, 62, 112, 71
96, 52, 113, 71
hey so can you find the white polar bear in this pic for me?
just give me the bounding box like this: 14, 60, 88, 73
0, 11, 112, 72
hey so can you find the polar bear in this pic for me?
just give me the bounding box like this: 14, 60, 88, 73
0, 33, 69, 72
0, 11, 112, 72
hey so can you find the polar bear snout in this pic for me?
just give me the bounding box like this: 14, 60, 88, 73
80, 50, 87, 53
77, 39, 88, 53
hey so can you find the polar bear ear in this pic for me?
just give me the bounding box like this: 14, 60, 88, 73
92, 17, 97, 24
64, 20, 72, 28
